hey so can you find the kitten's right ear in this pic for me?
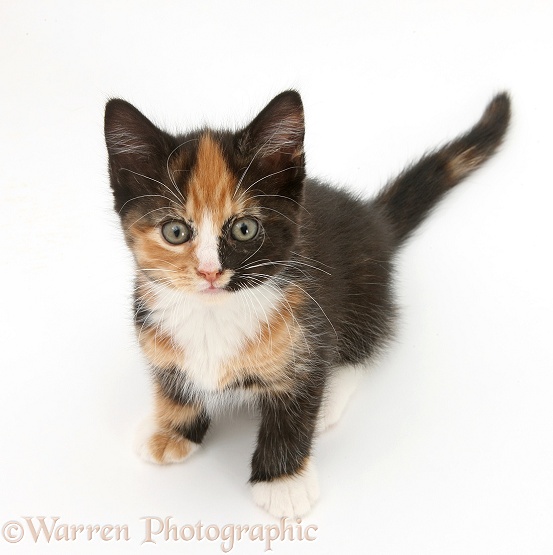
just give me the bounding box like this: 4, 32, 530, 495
104, 99, 172, 186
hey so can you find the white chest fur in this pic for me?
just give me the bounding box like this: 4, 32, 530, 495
148, 282, 282, 391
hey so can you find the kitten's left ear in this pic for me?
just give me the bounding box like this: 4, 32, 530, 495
237, 90, 305, 169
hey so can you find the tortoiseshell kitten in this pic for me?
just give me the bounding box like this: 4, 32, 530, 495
104, 91, 510, 517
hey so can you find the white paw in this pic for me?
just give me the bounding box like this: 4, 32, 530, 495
134, 416, 198, 464
252, 460, 319, 518
318, 365, 362, 433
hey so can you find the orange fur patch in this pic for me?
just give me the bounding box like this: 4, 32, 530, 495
134, 276, 184, 368
139, 325, 183, 370
220, 288, 307, 390
129, 225, 198, 289
448, 147, 485, 181
143, 385, 203, 463
186, 133, 238, 226
146, 431, 195, 464
154, 384, 202, 431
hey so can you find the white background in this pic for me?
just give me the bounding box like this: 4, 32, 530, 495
1, 1, 552, 553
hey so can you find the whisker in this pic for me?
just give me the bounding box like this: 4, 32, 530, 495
248, 194, 310, 214
232, 123, 287, 200
166, 138, 199, 204
249, 273, 338, 340
244, 275, 294, 353
239, 259, 331, 275
120, 168, 184, 208
254, 206, 300, 226
145, 258, 183, 270
126, 206, 182, 229
140, 268, 179, 272
118, 193, 180, 214
244, 283, 274, 350
290, 251, 335, 270
235, 166, 302, 205
237, 229, 267, 267
240, 275, 312, 359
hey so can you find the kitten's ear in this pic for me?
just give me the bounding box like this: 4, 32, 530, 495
237, 90, 305, 169
104, 99, 172, 186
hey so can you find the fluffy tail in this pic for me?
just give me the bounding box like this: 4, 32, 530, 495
374, 93, 511, 244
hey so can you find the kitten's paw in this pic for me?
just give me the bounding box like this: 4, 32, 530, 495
251, 460, 319, 518
134, 417, 198, 464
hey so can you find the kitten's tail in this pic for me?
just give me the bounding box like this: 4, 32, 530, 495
374, 93, 511, 244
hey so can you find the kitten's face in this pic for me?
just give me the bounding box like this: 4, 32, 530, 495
105, 92, 305, 297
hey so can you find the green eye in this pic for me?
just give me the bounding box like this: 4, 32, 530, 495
161, 221, 190, 245
231, 218, 259, 242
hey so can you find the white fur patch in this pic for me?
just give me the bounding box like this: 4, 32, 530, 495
148, 280, 283, 391
318, 364, 363, 433
133, 415, 199, 464
251, 460, 319, 518
195, 213, 221, 274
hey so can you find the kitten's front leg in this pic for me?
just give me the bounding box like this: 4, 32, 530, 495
250, 371, 324, 518
135, 378, 210, 465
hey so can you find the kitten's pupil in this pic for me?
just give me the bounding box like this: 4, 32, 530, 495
171, 226, 180, 238
240, 223, 249, 235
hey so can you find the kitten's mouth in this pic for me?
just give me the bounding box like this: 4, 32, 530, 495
201, 285, 225, 294
197, 270, 233, 295
198, 281, 229, 295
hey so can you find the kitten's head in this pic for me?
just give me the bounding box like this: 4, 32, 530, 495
105, 91, 305, 298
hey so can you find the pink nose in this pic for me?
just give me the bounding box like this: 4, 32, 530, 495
197, 269, 222, 283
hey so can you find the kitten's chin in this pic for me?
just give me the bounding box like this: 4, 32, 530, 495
196, 286, 231, 302
199, 287, 227, 295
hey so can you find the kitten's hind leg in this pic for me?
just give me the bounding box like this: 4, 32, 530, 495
318, 364, 363, 433
135, 382, 210, 465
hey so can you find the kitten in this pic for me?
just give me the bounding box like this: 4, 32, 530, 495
104, 90, 510, 518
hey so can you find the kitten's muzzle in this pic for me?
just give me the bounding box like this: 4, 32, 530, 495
196, 269, 223, 284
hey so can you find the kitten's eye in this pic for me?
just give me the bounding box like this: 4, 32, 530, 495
161, 221, 190, 245
231, 218, 259, 242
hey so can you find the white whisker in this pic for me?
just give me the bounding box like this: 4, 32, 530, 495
166, 138, 199, 204
248, 194, 310, 214
118, 193, 180, 214
235, 166, 301, 205
120, 168, 185, 208
232, 123, 288, 200
126, 206, 182, 229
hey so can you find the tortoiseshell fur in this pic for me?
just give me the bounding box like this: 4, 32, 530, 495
105, 91, 510, 517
